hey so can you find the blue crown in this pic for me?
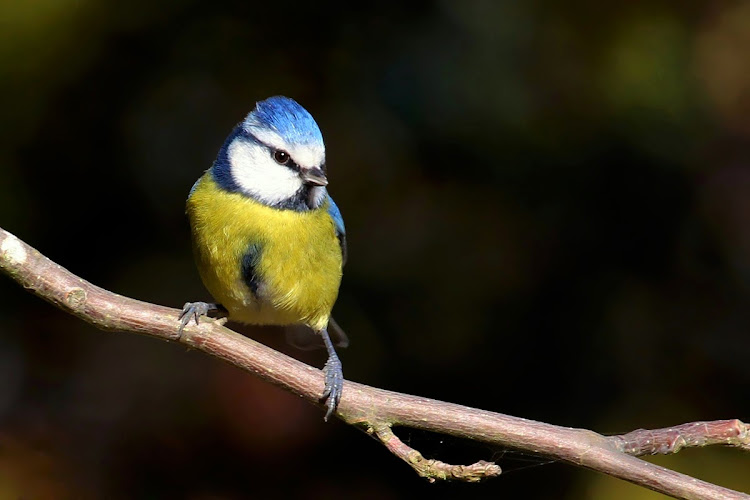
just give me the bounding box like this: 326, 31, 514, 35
243, 96, 324, 148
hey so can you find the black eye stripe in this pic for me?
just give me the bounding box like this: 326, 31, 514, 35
241, 130, 305, 173
271, 148, 301, 172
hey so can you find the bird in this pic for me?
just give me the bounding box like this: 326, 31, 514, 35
179, 96, 347, 421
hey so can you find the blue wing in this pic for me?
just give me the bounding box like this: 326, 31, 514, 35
327, 194, 347, 265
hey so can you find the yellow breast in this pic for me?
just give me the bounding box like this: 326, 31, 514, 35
186, 173, 343, 331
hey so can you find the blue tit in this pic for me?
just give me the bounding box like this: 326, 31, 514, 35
179, 96, 347, 420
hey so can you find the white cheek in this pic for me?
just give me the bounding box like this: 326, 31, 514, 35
228, 140, 302, 205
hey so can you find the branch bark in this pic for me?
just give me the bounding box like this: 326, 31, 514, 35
0, 227, 747, 499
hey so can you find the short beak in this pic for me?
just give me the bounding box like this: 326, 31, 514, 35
301, 167, 328, 187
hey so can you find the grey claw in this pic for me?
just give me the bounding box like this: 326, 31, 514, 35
178, 302, 214, 335
321, 354, 344, 421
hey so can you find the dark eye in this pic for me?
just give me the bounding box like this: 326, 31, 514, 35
273, 150, 290, 165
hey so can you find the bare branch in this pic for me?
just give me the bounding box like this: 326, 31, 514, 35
370, 422, 502, 482
0, 227, 747, 500
611, 420, 750, 456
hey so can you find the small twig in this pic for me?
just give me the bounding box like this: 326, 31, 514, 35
370, 422, 502, 482
0, 226, 748, 499
612, 419, 750, 456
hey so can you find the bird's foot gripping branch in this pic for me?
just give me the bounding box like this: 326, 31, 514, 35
0, 227, 748, 499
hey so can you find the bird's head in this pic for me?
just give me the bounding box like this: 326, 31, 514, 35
212, 96, 328, 210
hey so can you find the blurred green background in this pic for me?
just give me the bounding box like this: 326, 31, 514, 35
0, 0, 748, 498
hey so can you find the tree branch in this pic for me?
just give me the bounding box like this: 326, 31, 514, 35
0, 227, 747, 499
370, 422, 502, 482
613, 420, 750, 456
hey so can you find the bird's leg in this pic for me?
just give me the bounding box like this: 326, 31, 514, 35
320, 327, 344, 421
178, 302, 226, 335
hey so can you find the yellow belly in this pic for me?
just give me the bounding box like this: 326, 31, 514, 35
186, 173, 343, 331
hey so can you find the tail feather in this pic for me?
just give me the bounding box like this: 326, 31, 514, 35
284, 317, 349, 350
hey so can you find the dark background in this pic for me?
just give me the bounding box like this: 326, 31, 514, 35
0, 1, 748, 498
